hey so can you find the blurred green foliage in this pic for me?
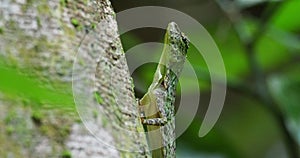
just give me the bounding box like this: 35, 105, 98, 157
119, 0, 300, 157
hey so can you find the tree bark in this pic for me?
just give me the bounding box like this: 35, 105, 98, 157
0, 0, 150, 157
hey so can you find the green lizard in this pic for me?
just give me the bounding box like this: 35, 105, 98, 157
138, 22, 189, 158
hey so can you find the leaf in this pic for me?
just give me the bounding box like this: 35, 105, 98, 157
256, 33, 291, 70
272, 0, 300, 32
268, 68, 300, 143
267, 26, 300, 52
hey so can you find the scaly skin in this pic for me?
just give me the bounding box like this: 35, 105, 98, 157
139, 22, 189, 158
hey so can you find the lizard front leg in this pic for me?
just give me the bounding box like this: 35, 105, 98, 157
142, 117, 168, 126
138, 98, 168, 126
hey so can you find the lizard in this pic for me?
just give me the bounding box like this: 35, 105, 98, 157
138, 22, 189, 158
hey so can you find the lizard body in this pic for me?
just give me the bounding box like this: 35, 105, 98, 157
139, 22, 189, 158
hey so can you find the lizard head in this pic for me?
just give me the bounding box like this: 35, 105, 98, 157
165, 22, 190, 56
159, 22, 190, 77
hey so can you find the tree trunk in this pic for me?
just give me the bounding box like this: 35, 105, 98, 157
0, 0, 150, 157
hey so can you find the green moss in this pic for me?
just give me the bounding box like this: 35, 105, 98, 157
36, 17, 41, 28
60, 125, 71, 138
37, 3, 50, 14
6, 126, 15, 135
21, 98, 31, 107
91, 23, 96, 30
6, 51, 18, 67
37, 113, 71, 143
40, 124, 69, 142
78, 58, 85, 66
7, 20, 18, 30
39, 125, 49, 135
76, 25, 84, 31
61, 150, 72, 158
75, 118, 82, 123
71, 18, 79, 28
70, 18, 84, 31
92, 110, 98, 119
94, 91, 104, 104
101, 115, 108, 128
83, 0, 88, 5
0, 27, 3, 34
31, 111, 43, 125
61, 23, 76, 37
21, 0, 34, 12
4, 111, 17, 124
60, 0, 68, 7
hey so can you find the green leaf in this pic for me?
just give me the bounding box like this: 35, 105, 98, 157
209, 19, 256, 79
267, 26, 300, 52
272, 0, 300, 32
268, 68, 300, 143
256, 33, 291, 70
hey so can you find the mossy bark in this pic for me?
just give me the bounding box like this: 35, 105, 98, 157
0, 0, 150, 157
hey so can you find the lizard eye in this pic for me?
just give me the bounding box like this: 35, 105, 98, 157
180, 33, 189, 45
182, 37, 189, 46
